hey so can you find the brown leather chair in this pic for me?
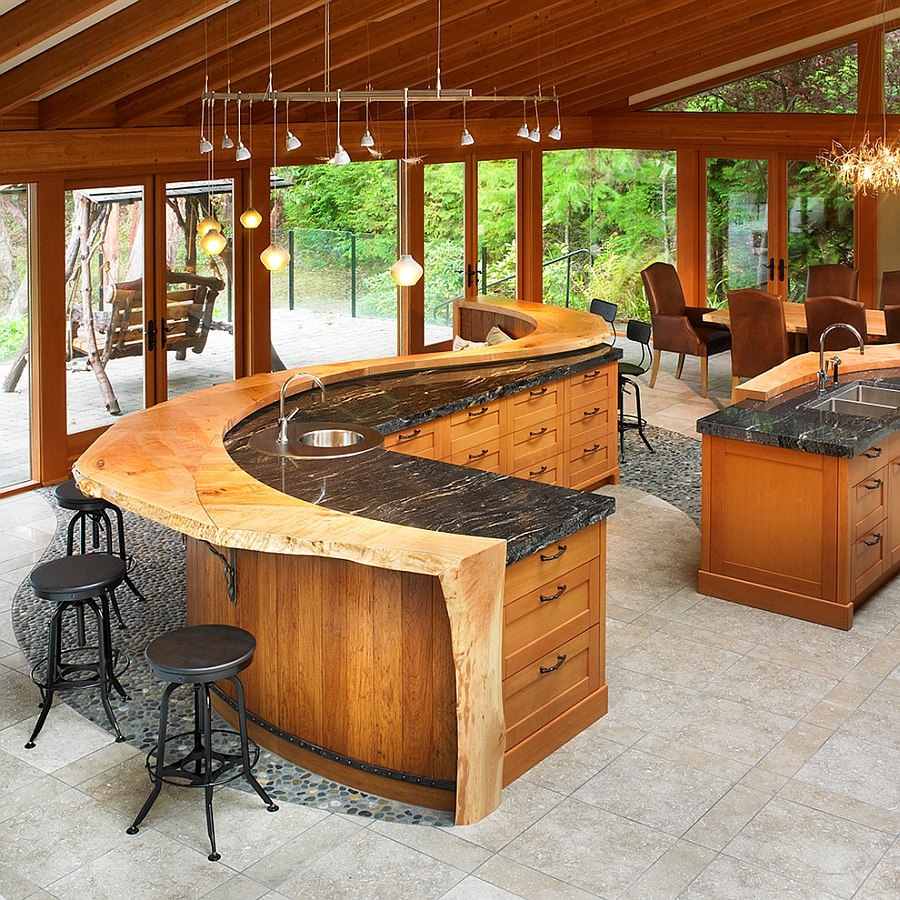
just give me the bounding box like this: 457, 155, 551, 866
640, 262, 731, 399
804, 296, 868, 352
880, 270, 900, 308
727, 289, 790, 402
884, 305, 900, 343
806, 264, 859, 301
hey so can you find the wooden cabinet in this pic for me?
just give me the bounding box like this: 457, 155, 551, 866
700, 430, 900, 629
382, 363, 619, 491
501, 520, 607, 783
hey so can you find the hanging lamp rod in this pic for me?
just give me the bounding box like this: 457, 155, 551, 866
203, 89, 557, 104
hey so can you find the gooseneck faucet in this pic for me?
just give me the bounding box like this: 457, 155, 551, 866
817, 323, 864, 394
276, 372, 326, 444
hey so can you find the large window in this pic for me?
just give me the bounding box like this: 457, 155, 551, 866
0, 184, 31, 488
477, 158, 517, 298
542, 148, 676, 319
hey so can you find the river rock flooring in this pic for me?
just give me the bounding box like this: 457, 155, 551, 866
0, 366, 897, 899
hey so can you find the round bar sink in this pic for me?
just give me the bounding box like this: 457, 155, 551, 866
249, 421, 384, 459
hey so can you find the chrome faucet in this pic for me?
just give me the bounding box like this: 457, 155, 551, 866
818, 324, 864, 394
276, 372, 326, 444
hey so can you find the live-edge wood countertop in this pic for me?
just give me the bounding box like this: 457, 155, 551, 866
72, 298, 615, 826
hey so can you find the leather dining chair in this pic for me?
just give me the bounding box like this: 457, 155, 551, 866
884, 305, 900, 343
640, 262, 731, 399
804, 295, 868, 351
806, 264, 859, 301
727, 289, 790, 403
880, 270, 900, 308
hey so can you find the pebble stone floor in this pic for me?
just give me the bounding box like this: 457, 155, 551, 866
0, 347, 896, 898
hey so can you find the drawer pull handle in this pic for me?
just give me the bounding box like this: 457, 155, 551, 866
864, 447, 883, 459
864, 532, 883, 547
529, 387, 548, 397
398, 428, 421, 441
468, 406, 489, 418
539, 654, 567, 675
583, 407, 601, 417
539, 584, 567, 602
529, 465, 549, 477
583, 443, 601, 454
864, 479, 883, 490
583, 370, 600, 380
529, 426, 548, 438
468, 448, 490, 460
539, 544, 568, 562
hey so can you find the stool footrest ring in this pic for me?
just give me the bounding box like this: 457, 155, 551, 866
144, 728, 261, 789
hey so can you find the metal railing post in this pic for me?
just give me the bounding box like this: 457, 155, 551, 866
351, 232, 357, 317
288, 230, 295, 310
480, 244, 487, 294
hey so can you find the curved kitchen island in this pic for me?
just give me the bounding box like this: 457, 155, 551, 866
74, 298, 619, 824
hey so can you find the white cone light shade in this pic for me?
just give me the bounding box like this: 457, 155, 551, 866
199, 136, 213, 154
517, 123, 530, 138
235, 142, 251, 162
460, 128, 475, 146
197, 215, 220, 236
333, 144, 351, 166
528, 127, 541, 143
260, 243, 291, 271
285, 131, 301, 151
240, 206, 262, 229
200, 228, 227, 255
222, 134, 234, 150
360, 130, 375, 148
390, 254, 424, 286
548, 124, 562, 141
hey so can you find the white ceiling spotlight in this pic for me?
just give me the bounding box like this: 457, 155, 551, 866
284, 98, 301, 151
548, 95, 562, 141
221, 94, 234, 149
235, 97, 251, 161
460, 98, 474, 146
528, 99, 541, 143
360, 97, 375, 148
517, 99, 530, 139
331, 90, 351, 165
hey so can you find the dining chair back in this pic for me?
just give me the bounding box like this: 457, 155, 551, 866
884, 305, 900, 343
880, 270, 900, 309
640, 261, 731, 399
805, 295, 868, 351
806, 264, 859, 301
727, 289, 789, 403
590, 299, 617, 345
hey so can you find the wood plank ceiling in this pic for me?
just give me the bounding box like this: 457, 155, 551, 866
0, 0, 894, 132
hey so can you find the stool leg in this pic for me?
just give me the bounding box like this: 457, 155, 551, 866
65, 513, 79, 555
101, 592, 129, 701
634, 382, 655, 454
79, 512, 87, 554
617, 377, 626, 459
127, 681, 177, 835
25, 605, 63, 748
230, 675, 278, 812
89, 598, 124, 741
200, 683, 220, 861
111, 504, 147, 603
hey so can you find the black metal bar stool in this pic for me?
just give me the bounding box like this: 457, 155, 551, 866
53, 479, 147, 604
618, 320, 656, 458
25, 553, 130, 748
127, 624, 278, 861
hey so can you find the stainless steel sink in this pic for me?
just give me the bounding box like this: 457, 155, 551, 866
249, 421, 384, 458
805, 381, 900, 418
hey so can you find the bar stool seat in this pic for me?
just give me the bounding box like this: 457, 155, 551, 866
53, 478, 146, 604
26, 553, 129, 748
127, 624, 277, 861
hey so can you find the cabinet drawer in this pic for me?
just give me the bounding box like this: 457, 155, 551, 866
849, 444, 890, 486
506, 521, 601, 601
513, 459, 559, 485
449, 400, 502, 454
510, 417, 562, 471
568, 433, 615, 490
383, 420, 444, 459
504, 559, 599, 678
449, 440, 501, 473
569, 402, 615, 443
851, 522, 886, 599
504, 626, 600, 749
567, 367, 613, 408
510, 383, 561, 430
851, 468, 886, 541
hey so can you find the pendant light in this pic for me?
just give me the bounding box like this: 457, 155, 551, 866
516, 99, 530, 139
285, 98, 301, 151
528, 99, 541, 142
235, 96, 251, 161
360, 97, 375, 148
239, 95, 261, 229
391, 90, 424, 287
331, 90, 351, 165
261, 96, 291, 271
548, 95, 562, 141
460, 98, 474, 146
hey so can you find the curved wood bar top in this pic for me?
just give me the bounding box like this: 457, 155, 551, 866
73, 298, 614, 824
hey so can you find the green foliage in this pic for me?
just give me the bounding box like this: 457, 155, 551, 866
0, 314, 27, 362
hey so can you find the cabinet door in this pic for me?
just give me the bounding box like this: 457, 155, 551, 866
888, 453, 900, 569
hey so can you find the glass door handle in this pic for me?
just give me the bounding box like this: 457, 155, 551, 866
768, 258, 775, 281
778, 258, 785, 282
146, 319, 157, 352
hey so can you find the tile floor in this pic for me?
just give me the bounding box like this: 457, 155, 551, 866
0, 354, 898, 899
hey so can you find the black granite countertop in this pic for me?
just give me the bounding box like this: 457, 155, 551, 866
225, 346, 620, 564
696, 368, 900, 458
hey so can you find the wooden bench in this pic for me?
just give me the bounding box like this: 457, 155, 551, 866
71, 272, 225, 363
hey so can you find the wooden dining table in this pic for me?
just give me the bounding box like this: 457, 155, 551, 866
703, 301, 888, 341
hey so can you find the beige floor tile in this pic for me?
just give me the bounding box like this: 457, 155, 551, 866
573, 748, 733, 837
725, 797, 894, 898
369, 819, 491, 872
780, 779, 900, 836
438, 875, 522, 899
619, 840, 716, 900
46, 828, 235, 900
52, 737, 140, 785
683, 784, 770, 851
198, 874, 270, 900
758, 721, 832, 778
0, 862, 42, 900
0, 664, 40, 730
680, 854, 831, 900
603, 666, 696, 732
0, 745, 44, 799
840, 689, 900, 750
500, 797, 674, 897
737, 766, 789, 795
669, 595, 783, 644
276, 828, 467, 900
473, 855, 597, 900
634, 733, 748, 781
855, 839, 900, 900
660, 619, 756, 656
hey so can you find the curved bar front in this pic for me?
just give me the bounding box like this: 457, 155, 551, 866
73, 298, 614, 823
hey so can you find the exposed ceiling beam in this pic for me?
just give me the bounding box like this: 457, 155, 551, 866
0, 0, 239, 119
37, 0, 327, 129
